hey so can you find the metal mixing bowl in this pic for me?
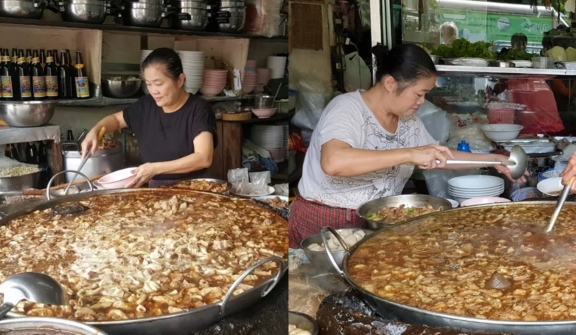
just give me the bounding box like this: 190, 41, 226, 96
301, 228, 372, 274
101, 78, 142, 99
357, 194, 452, 230
0, 100, 55, 127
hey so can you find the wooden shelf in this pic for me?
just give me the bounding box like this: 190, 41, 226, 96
0, 17, 288, 42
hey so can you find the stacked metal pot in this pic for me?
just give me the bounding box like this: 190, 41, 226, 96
121, 0, 165, 27
165, 0, 208, 31
213, 0, 245, 33
0, 0, 50, 19
58, 0, 108, 24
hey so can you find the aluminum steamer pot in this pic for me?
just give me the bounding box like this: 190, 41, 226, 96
323, 201, 576, 335
1, 188, 287, 335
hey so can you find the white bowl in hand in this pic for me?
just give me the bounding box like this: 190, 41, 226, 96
480, 124, 523, 141
97, 168, 137, 189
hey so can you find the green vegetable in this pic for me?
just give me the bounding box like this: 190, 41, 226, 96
497, 49, 537, 61
407, 207, 415, 213
431, 38, 496, 59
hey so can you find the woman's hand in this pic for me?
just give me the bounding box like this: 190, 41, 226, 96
80, 129, 99, 159
409, 144, 454, 169
560, 153, 576, 190
125, 163, 159, 188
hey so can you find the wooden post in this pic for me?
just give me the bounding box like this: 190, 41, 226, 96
50, 141, 64, 185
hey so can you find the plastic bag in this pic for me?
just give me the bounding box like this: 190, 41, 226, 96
416, 101, 452, 144
291, 81, 334, 146
343, 51, 371, 92
244, 0, 283, 38
446, 123, 494, 152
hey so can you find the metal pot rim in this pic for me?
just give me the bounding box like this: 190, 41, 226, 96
335, 201, 576, 326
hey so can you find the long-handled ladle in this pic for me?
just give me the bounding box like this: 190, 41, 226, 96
546, 176, 576, 233
62, 126, 106, 196
434, 145, 528, 180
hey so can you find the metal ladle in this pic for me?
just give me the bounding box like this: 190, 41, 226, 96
0, 272, 68, 319
435, 145, 528, 180
546, 176, 576, 233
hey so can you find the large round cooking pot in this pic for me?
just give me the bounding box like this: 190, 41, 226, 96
0, 188, 287, 335
0, 317, 106, 334
60, 0, 108, 24
0, 0, 44, 19
325, 201, 576, 335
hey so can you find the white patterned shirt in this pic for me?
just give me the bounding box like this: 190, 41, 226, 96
298, 90, 437, 209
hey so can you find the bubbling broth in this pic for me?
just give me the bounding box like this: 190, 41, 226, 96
348, 204, 576, 321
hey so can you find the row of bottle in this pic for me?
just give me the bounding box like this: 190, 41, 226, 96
0, 48, 90, 101
5, 141, 48, 165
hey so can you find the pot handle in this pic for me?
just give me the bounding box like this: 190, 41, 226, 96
321, 226, 351, 278
46, 170, 95, 201
219, 255, 285, 316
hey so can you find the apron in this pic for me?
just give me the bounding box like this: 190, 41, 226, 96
289, 195, 367, 249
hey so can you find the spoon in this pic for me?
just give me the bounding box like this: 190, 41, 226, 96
435, 145, 528, 180
0, 272, 68, 319
546, 176, 576, 233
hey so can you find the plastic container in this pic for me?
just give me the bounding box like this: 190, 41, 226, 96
488, 108, 515, 124
554, 160, 568, 172
457, 140, 471, 152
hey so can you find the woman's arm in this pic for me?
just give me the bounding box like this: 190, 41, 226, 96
152, 131, 214, 175
125, 131, 214, 188
320, 139, 454, 177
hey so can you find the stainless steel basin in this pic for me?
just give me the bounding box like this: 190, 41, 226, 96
0, 100, 55, 127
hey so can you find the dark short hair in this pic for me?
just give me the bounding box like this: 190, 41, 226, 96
141, 48, 184, 81
511, 33, 527, 47
371, 43, 436, 91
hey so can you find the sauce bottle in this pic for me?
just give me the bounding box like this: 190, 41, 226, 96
16, 55, 31, 101
44, 51, 59, 100
31, 50, 45, 100
74, 51, 90, 99
58, 51, 71, 99
0, 49, 16, 101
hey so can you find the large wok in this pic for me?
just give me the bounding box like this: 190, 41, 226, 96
0, 188, 288, 335
323, 201, 576, 335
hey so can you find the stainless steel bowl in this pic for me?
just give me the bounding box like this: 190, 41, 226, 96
0, 317, 106, 334
170, 7, 207, 30
288, 312, 319, 335
123, 2, 164, 27
101, 78, 142, 98
357, 194, 452, 230
430, 54, 439, 64
301, 228, 372, 274
61, 0, 107, 24
0, 0, 43, 19
0, 100, 55, 127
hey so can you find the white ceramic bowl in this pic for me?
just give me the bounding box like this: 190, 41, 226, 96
537, 177, 565, 196
445, 198, 459, 208
480, 124, 524, 141
97, 167, 137, 189
460, 197, 511, 207
448, 175, 505, 189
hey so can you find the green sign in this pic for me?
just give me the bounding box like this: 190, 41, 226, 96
440, 9, 554, 44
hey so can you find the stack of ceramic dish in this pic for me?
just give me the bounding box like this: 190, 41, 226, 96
140, 50, 154, 94
243, 66, 258, 94
200, 69, 228, 97
255, 68, 271, 93
250, 125, 285, 163
176, 50, 205, 95
448, 175, 505, 204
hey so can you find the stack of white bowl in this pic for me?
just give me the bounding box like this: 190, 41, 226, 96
176, 50, 205, 95
250, 125, 285, 163
140, 50, 154, 94
448, 175, 505, 204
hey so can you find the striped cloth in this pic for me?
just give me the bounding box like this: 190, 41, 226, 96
289, 195, 367, 248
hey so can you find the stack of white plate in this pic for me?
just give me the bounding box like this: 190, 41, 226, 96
176, 50, 205, 95
250, 125, 286, 163
448, 175, 505, 204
